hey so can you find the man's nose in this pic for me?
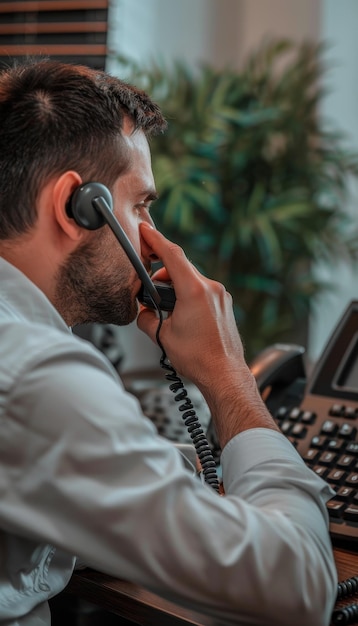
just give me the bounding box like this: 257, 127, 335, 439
140, 218, 159, 263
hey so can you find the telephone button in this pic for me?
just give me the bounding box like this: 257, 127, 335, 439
329, 404, 345, 417
290, 423, 307, 438
327, 439, 345, 452
346, 473, 358, 486
280, 421, 292, 435
327, 469, 347, 484
343, 505, 358, 522
343, 406, 357, 419
303, 449, 319, 464
319, 451, 338, 466
336, 486, 354, 500
337, 454, 355, 469
338, 423, 357, 439
275, 406, 288, 420
311, 435, 327, 449
301, 410, 316, 424
327, 500, 345, 518
321, 420, 338, 436
346, 442, 358, 455
313, 465, 328, 478
288, 407, 301, 421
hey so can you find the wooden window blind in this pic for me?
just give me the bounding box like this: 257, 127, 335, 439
0, 0, 109, 69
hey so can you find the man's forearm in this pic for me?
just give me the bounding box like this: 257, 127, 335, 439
198, 365, 280, 449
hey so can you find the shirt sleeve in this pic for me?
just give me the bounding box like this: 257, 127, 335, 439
0, 335, 337, 626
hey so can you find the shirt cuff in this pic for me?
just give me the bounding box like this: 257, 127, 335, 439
221, 428, 334, 500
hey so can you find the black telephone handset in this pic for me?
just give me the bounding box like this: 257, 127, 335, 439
249, 301, 358, 550
249, 343, 307, 416
67, 182, 219, 492
250, 343, 306, 393
138, 281, 176, 312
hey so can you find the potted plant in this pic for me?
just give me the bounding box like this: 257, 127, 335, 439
118, 39, 358, 360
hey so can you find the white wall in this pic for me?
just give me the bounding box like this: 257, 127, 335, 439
107, 0, 319, 72
107, 0, 241, 73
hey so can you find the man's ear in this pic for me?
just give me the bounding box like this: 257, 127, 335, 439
52, 171, 85, 241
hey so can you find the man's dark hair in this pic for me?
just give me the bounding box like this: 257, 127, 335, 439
0, 58, 167, 238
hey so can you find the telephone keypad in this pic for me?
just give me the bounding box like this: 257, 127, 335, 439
274, 400, 358, 544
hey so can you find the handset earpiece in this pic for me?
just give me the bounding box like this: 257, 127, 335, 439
67, 182, 112, 230
67, 181, 162, 308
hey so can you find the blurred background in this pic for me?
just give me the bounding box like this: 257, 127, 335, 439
2, 0, 358, 370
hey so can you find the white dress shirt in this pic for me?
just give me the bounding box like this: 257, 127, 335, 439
0, 257, 337, 626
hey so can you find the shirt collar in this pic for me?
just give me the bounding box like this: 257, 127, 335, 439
0, 256, 70, 333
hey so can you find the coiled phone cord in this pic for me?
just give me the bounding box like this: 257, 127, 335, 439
337, 576, 358, 601
332, 603, 358, 625
331, 576, 358, 625
154, 312, 220, 494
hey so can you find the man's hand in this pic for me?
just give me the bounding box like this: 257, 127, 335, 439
137, 223, 279, 448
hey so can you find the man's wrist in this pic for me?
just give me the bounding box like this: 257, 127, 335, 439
201, 368, 279, 449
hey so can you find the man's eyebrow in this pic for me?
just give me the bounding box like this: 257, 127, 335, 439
143, 189, 159, 202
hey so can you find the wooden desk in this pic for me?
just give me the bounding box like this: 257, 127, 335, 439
65, 546, 358, 626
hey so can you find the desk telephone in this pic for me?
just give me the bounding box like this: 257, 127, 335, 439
250, 301, 358, 549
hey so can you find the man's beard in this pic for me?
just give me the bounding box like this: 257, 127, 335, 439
54, 238, 139, 327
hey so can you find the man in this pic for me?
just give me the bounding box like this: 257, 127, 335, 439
0, 58, 336, 626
